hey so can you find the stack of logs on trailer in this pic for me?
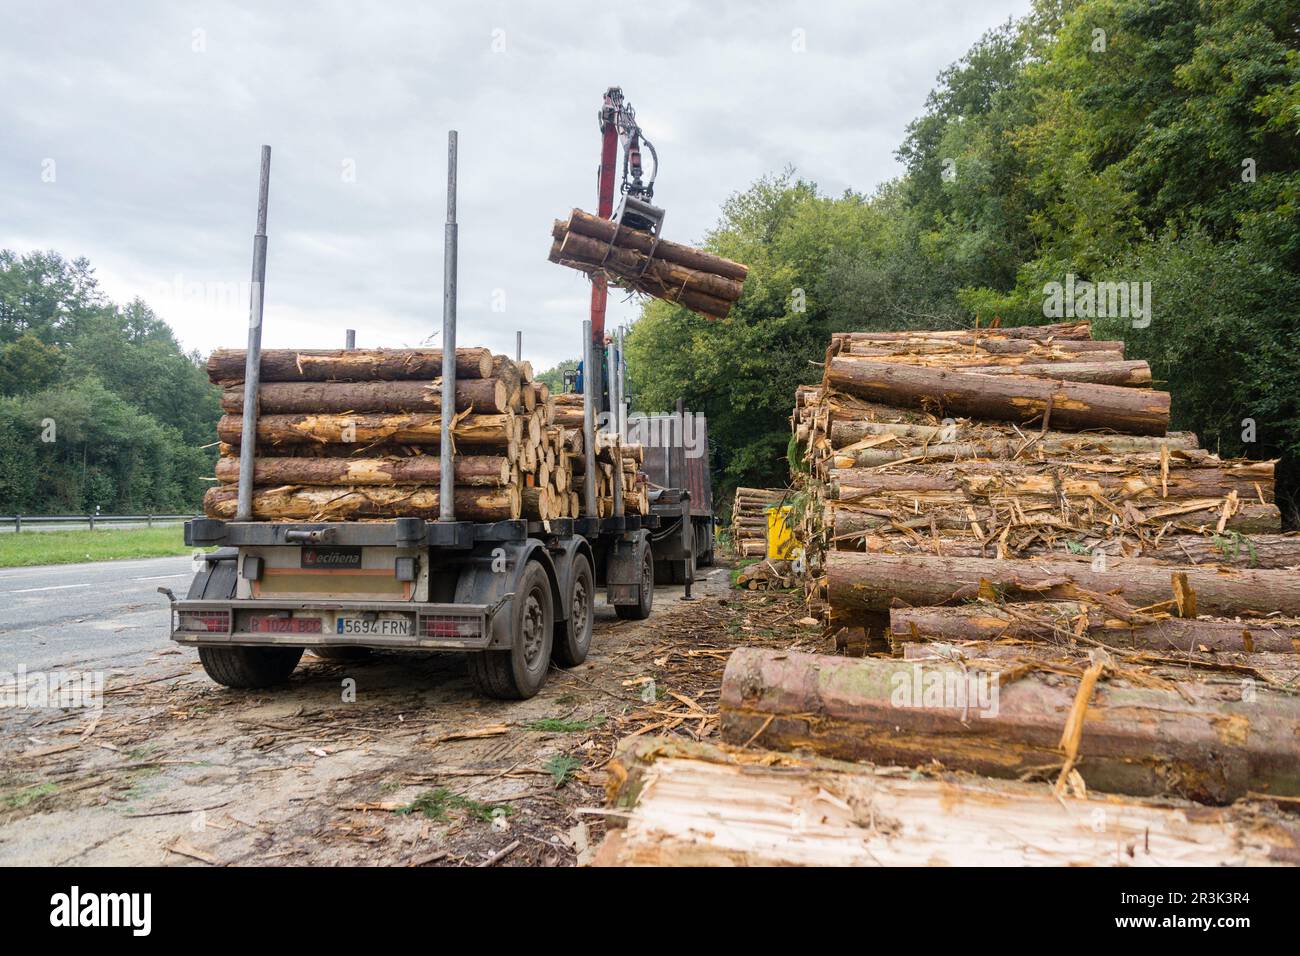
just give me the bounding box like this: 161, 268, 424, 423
689, 320, 1300, 811
204, 348, 648, 521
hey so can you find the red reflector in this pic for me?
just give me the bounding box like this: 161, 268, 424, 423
178, 610, 230, 633
418, 616, 481, 639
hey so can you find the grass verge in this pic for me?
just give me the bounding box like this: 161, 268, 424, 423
0, 526, 196, 568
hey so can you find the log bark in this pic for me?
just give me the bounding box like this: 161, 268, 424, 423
958, 360, 1151, 386
549, 241, 735, 318
204, 484, 520, 521
719, 647, 1300, 803
563, 208, 748, 281
833, 430, 1201, 466
832, 322, 1093, 343
559, 231, 743, 301
824, 551, 1300, 617
829, 501, 1282, 538
889, 602, 1300, 654
220, 379, 508, 415
596, 738, 1298, 866
207, 347, 494, 383
825, 358, 1170, 435
214, 455, 511, 487
217, 412, 515, 447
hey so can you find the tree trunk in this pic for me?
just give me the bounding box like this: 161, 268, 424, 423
220, 378, 508, 415
719, 647, 1300, 804
833, 431, 1200, 466
207, 347, 494, 383
204, 483, 520, 521
825, 358, 1171, 435
214, 455, 512, 487
217, 412, 516, 447
889, 602, 1300, 653
824, 551, 1300, 617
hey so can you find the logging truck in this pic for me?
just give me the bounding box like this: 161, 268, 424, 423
165, 115, 714, 700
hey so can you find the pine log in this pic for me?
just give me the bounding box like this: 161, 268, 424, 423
204, 484, 520, 521
829, 501, 1281, 538
548, 240, 735, 318
207, 348, 493, 383
825, 359, 1170, 435
596, 738, 1298, 866
833, 431, 1201, 466
719, 648, 1300, 803
824, 551, 1300, 617
220, 379, 508, 415
213, 455, 511, 487
563, 208, 748, 281
889, 603, 1300, 654
843, 349, 1127, 368
959, 360, 1151, 385
217, 413, 515, 447
559, 231, 744, 302
521, 485, 552, 521
832, 322, 1093, 343
842, 339, 1122, 357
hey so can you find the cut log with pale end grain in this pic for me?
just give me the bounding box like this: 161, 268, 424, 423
207, 348, 494, 384
217, 412, 516, 447
719, 647, 1300, 803
825, 552, 1300, 617
825, 358, 1171, 435
595, 738, 1299, 866
204, 484, 520, 521
220, 379, 508, 415
521, 485, 551, 521
889, 602, 1300, 654
214, 455, 512, 487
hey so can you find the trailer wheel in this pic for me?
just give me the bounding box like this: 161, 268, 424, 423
198, 646, 303, 689
615, 543, 654, 620
552, 554, 594, 667
468, 561, 554, 699
310, 647, 373, 662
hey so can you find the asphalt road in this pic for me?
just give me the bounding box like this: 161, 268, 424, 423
0, 555, 194, 672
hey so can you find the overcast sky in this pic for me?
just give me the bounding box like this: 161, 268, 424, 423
1, 0, 1030, 371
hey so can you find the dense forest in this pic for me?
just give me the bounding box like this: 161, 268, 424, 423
0, 251, 219, 514
626, 0, 1299, 522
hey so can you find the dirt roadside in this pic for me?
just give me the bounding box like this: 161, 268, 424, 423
0, 566, 823, 866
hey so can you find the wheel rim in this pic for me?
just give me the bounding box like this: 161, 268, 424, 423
571, 574, 590, 640
522, 589, 546, 669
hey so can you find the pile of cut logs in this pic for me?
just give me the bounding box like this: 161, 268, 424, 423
730, 487, 785, 557
548, 209, 748, 320
203, 347, 648, 522
722, 321, 1300, 806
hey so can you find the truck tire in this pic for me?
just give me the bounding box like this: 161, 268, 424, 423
615, 544, 654, 621
310, 647, 374, 662
198, 646, 304, 689
552, 554, 594, 668
468, 561, 554, 699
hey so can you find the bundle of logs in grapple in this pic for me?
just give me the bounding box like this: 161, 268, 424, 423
203, 348, 648, 522
547, 209, 748, 320
788, 320, 1300, 655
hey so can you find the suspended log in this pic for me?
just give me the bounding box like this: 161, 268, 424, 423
217, 413, 516, 447
559, 231, 744, 302
889, 602, 1300, 654
214, 455, 511, 487
824, 551, 1300, 617
220, 379, 508, 415
562, 208, 748, 281
204, 484, 520, 521
825, 359, 1170, 435
207, 347, 494, 383
549, 241, 736, 319
595, 738, 1297, 867
719, 647, 1300, 803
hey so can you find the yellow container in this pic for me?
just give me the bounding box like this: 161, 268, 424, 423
766, 506, 795, 560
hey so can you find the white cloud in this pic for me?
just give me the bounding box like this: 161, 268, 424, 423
0, 0, 1030, 370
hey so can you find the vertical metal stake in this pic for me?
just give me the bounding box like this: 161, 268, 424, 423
581, 320, 598, 519
236, 144, 272, 522
515, 330, 522, 363
438, 131, 459, 522
345, 329, 356, 349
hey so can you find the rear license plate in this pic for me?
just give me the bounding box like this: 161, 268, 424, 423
336, 617, 411, 636
248, 615, 322, 634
